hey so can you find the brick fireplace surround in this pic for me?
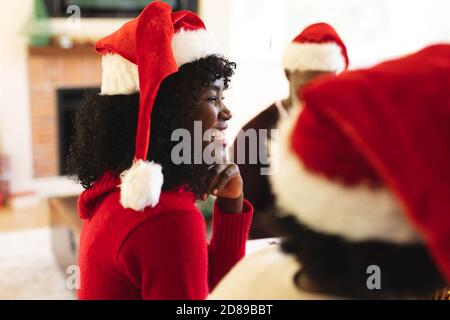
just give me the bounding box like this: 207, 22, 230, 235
28, 46, 102, 177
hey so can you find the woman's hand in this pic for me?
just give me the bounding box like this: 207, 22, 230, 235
201, 163, 243, 213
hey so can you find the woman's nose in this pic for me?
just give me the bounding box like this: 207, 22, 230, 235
219, 105, 232, 121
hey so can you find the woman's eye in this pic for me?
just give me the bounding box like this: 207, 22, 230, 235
208, 97, 218, 102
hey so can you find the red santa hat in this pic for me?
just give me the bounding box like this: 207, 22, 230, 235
282, 22, 349, 73
271, 44, 450, 283
94, 1, 223, 211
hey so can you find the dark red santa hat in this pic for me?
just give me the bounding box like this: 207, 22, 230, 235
282, 22, 349, 73
271, 44, 450, 283
94, 1, 224, 211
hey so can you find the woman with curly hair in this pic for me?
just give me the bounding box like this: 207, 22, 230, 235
67, 3, 253, 300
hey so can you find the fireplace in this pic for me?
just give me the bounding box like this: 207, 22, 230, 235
28, 45, 102, 177
57, 87, 99, 175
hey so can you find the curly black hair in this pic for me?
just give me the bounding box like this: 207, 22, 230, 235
275, 215, 446, 299
67, 55, 236, 195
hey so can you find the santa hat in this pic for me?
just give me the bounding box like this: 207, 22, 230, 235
282, 22, 349, 73
271, 44, 450, 283
95, 1, 223, 211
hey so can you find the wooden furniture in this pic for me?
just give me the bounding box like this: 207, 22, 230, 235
48, 196, 81, 271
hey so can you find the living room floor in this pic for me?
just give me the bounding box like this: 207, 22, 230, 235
0, 202, 49, 232
0, 202, 76, 299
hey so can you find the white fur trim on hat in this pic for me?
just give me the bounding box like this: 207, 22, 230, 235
172, 28, 224, 66
120, 160, 164, 211
282, 42, 346, 73
269, 108, 422, 244
100, 54, 139, 95
100, 29, 223, 95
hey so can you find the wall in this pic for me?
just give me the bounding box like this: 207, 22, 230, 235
0, 0, 35, 193
200, 0, 289, 142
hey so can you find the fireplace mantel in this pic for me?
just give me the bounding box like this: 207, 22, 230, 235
28, 45, 102, 177
28, 44, 97, 56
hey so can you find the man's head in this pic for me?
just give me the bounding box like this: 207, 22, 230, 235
282, 23, 348, 104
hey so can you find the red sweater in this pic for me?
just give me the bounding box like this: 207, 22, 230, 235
77, 172, 253, 300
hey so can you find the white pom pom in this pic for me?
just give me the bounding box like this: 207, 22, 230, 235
119, 160, 164, 211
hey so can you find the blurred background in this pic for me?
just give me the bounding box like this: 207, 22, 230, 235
0, 0, 449, 299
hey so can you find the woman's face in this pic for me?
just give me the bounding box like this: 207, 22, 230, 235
191, 78, 232, 165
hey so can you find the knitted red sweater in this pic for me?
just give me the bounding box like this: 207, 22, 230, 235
77, 172, 253, 300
